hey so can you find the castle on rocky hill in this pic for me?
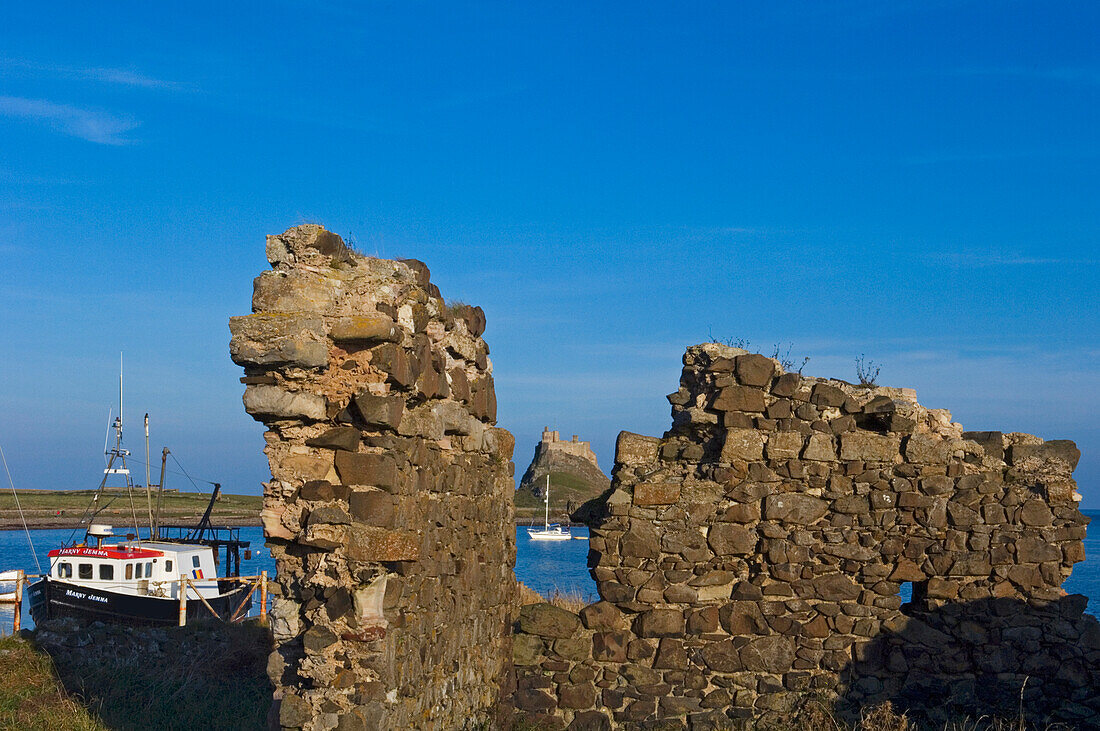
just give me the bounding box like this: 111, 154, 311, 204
518, 427, 610, 507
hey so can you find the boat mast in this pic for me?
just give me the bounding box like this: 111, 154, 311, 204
153, 447, 169, 539
114, 356, 142, 542
544, 474, 550, 530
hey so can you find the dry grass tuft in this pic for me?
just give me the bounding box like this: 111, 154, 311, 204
515, 582, 590, 613
516, 581, 544, 606
543, 588, 589, 613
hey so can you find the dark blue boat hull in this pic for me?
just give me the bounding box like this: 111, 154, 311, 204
28, 578, 253, 626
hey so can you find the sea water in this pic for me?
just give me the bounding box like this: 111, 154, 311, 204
3, 514, 1099, 631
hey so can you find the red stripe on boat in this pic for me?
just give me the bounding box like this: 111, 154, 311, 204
47, 546, 164, 559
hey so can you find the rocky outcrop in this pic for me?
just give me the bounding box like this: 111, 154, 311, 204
514, 344, 1095, 728
230, 225, 516, 731
518, 427, 610, 514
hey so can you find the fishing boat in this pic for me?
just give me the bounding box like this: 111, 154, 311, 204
527, 475, 571, 541
23, 373, 252, 626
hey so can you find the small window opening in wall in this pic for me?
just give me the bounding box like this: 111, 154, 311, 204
899, 580, 928, 616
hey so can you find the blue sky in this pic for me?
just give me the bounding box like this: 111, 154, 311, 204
1, 2, 1097, 505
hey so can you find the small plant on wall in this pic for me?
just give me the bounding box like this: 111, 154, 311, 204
856, 354, 880, 387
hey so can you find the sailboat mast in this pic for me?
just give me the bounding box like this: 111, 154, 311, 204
544, 474, 550, 529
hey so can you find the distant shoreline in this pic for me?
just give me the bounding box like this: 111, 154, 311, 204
0, 489, 263, 533
0, 516, 262, 531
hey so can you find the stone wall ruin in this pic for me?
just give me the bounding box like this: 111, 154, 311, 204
231, 228, 1097, 730
514, 343, 1097, 729
230, 225, 516, 730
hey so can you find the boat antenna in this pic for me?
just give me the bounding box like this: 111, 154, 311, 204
144, 414, 155, 537
0, 441, 41, 573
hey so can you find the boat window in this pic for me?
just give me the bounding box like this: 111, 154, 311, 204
165, 560, 173, 573
125, 563, 133, 580
192, 555, 201, 568
99, 564, 114, 580
58, 563, 72, 578
78, 564, 93, 580
145, 562, 153, 576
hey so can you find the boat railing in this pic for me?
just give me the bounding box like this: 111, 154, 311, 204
0, 571, 271, 634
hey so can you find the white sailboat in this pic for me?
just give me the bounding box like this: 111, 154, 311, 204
527, 474, 571, 541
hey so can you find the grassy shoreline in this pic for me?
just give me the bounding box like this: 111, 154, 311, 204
0, 489, 263, 531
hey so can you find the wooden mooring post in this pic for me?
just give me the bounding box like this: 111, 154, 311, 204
178, 576, 187, 627
259, 570, 268, 625
12, 570, 24, 633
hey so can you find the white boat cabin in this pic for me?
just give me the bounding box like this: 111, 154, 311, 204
47, 540, 221, 599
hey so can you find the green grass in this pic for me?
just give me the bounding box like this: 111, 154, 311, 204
0, 489, 262, 529
0, 635, 107, 730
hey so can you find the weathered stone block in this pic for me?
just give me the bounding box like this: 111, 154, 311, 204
229, 314, 328, 368
300, 523, 348, 549
653, 638, 689, 669
280, 693, 313, 728
962, 431, 1004, 459
513, 634, 544, 665
519, 603, 582, 638
904, 434, 952, 464
553, 636, 592, 662
580, 602, 624, 631
811, 573, 862, 600
764, 494, 828, 524
1019, 499, 1054, 526
811, 384, 847, 407
735, 354, 776, 387
591, 631, 629, 662
765, 431, 803, 460
616, 430, 655, 463
243, 385, 326, 421
633, 482, 680, 506
352, 392, 404, 431
721, 429, 766, 461
713, 386, 766, 413
801, 433, 836, 461
699, 640, 743, 672
328, 315, 400, 343
554, 683, 595, 711
620, 523, 659, 558
771, 372, 800, 397
349, 489, 395, 527
346, 527, 420, 562
1015, 536, 1061, 563
739, 635, 796, 673
334, 452, 398, 491
839, 432, 900, 462
708, 523, 757, 555
636, 609, 684, 637
252, 269, 341, 313
370, 343, 415, 388
306, 426, 362, 452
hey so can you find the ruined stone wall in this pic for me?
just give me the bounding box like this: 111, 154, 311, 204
515, 343, 1098, 729
230, 225, 516, 730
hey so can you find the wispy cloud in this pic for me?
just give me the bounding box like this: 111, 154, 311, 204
925, 251, 1098, 267
0, 57, 190, 91
954, 66, 1100, 85
0, 96, 139, 145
